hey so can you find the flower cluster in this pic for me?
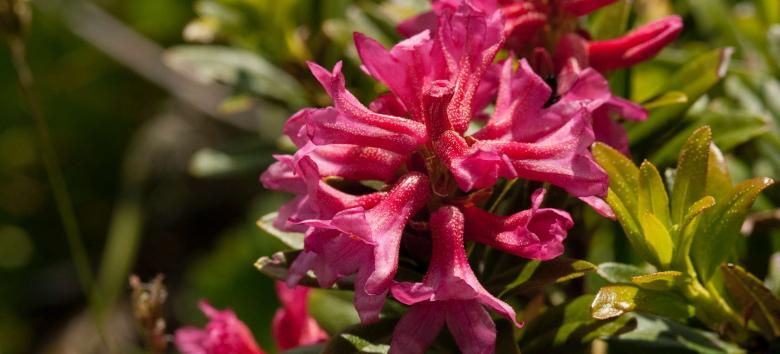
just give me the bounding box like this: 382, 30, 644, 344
260, 0, 681, 352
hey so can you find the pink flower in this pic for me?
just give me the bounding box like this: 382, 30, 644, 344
589, 16, 683, 72
272, 282, 328, 350
175, 301, 265, 354
464, 189, 573, 260
390, 206, 521, 354
287, 170, 430, 323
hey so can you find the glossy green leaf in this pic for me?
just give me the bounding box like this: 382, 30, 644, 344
692, 177, 775, 282
256, 212, 303, 249
639, 212, 674, 268
639, 161, 671, 229
671, 126, 712, 225
706, 144, 733, 202
591, 285, 693, 322
597, 262, 647, 283
495, 257, 597, 296
322, 318, 397, 354
721, 264, 780, 339
631, 271, 685, 291
606, 313, 746, 354
164, 45, 307, 107
519, 295, 632, 353
629, 48, 733, 143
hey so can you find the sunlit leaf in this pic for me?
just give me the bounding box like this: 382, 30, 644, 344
706, 144, 733, 202
642, 91, 688, 110
631, 271, 685, 291
591, 285, 693, 322
671, 126, 712, 225
638, 212, 674, 268
638, 161, 671, 229
692, 177, 775, 282
495, 257, 597, 296
597, 262, 648, 284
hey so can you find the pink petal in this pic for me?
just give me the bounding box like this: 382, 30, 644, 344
272, 283, 328, 350
389, 302, 447, 354
175, 301, 266, 354
560, 0, 617, 16
589, 16, 683, 71
464, 189, 574, 260
445, 300, 497, 354
294, 142, 405, 182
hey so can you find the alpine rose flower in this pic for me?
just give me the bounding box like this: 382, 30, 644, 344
175, 301, 265, 354
272, 282, 328, 350
390, 206, 521, 354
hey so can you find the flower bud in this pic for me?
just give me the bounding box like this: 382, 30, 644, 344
588, 15, 683, 71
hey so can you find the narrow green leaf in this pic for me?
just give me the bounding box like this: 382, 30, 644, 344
642, 91, 688, 110
282, 344, 327, 354
639, 212, 675, 268
591, 285, 693, 322
257, 212, 304, 249
721, 264, 780, 339
593, 143, 640, 216
692, 177, 775, 282
638, 161, 671, 229
631, 271, 685, 291
671, 126, 712, 225
339, 334, 390, 354
628, 48, 733, 143
597, 262, 648, 284
322, 318, 397, 354
496, 257, 597, 296
673, 196, 716, 270
706, 144, 733, 202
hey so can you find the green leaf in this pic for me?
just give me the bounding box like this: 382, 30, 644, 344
639, 161, 671, 229
705, 144, 733, 202
642, 91, 689, 110
519, 295, 633, 353
322, 318, 397, 354
256, 212, 303, 249
591, 285, 693, 322
631, 271, 685, 291
590, 0, 632, 40
597, 262, 648, 283
282, 344, 327, 354
721, 264, 780, 339
309, 289, 361, 335
164, 45, 307, 107
671, 126, 712, 225
494, 257, 597, 296
606, 313, 746, 354
639, 212, 674, 268
692, 177, 775, 282
339, 334, 390, 354
628, 48, 733, 143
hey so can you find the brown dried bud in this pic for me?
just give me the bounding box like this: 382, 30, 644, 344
129, 274, 169, 354
0, 0, 30, 38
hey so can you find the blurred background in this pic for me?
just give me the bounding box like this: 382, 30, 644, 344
2, 0, 780, 353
